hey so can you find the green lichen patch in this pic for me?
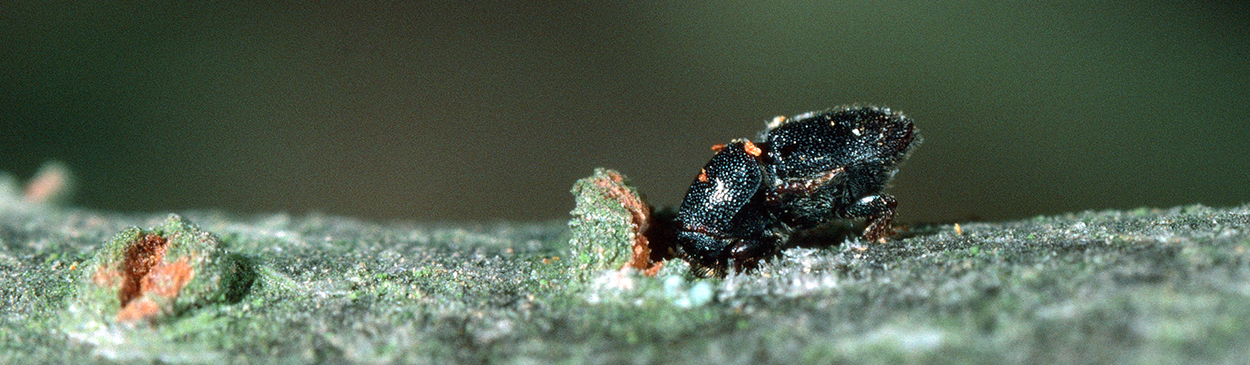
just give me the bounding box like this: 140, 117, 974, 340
3, 199, 1250, 363
568, 168, 668, 277
66, 214, 252, 326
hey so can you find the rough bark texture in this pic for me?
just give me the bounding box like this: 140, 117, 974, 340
1, 194, 1248, 363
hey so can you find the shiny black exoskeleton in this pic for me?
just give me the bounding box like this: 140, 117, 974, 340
676, 106, 920, 276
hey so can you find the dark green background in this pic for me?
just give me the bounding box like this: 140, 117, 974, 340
3, 1, 1247, 223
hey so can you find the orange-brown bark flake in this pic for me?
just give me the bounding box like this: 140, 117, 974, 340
743, 140, 762, 157
115, 297, 161, 323
592, 170, 665, 274
143, 256, 195, 299
119, 234, 169, 307
92, 233, 198, 323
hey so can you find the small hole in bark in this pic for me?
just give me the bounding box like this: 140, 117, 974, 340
118, 233, 169, 308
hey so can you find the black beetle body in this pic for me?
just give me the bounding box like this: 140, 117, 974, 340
675, 140, 782, 272
676, 106, 920, 276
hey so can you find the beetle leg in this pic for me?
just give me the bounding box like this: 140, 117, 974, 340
729, 236, 779, 273
840, 194, 898, 242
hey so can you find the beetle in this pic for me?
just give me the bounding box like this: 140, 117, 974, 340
675, 106, 920, 276
675, 139, 783, 273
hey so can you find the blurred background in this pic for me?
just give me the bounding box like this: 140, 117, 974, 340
2, 1, 1247, 223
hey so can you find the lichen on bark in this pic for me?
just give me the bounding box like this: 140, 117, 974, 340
70, 214, 252, 325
